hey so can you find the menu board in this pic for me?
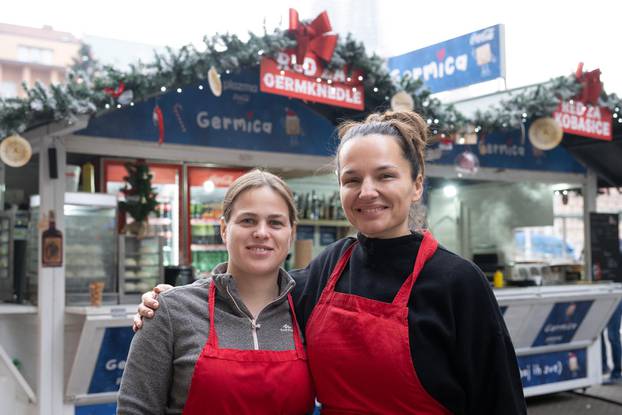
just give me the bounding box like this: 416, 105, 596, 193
589, 213, 621, 282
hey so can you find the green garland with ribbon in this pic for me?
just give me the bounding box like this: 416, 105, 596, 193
1, 27, 620, 139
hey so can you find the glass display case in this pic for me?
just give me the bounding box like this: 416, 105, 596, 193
187, 167, 246, 274
0, 213, 14, 301
27, 193, 118, 305
118, 235, 163, 304
104, 161, 181, 267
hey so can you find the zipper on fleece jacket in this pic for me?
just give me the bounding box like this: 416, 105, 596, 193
225, 284, 290, 351
250, 319, 260, 350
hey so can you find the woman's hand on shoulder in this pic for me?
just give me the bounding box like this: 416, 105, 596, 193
132, 284, 174, 332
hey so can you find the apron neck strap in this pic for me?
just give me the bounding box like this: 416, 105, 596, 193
287, 293, 307, 358
393, 231, 438, 306
207, 282, 219, 347
322, 241, 358, 295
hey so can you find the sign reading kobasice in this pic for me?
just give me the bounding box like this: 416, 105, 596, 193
388, 25, 505, 93
260, 51, 365, 110
553, 100, 612, 141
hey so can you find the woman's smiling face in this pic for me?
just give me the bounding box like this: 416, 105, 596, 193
221, 186, 294, 279
338, 134, 423, 239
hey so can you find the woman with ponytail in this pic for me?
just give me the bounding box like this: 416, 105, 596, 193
136, 110, 526, 414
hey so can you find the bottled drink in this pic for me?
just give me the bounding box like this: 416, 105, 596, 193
42, 210, 63, 267
309, 191, 316, 220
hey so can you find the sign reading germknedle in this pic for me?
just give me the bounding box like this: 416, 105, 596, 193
259, 9, 365, 110
260, 54, 364, 110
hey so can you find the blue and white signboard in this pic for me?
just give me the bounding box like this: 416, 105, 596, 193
388, 25, 505, 93
427, 125, 586, 174
88, 327, 134, 394
79, 70, 338, 157
518, 348, 587, 388
532, 301, 593, 347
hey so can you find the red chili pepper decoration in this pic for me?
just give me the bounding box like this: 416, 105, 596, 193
153, 105, 165, 145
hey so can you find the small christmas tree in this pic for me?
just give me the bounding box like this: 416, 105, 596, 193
118, 159, 158, 236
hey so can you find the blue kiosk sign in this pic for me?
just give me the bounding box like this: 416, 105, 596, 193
388, 25, 506, 93
78, 70, 338, 157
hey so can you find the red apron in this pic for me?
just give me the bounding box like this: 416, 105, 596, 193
305, 231, 451, 414
183, 283, 314, 415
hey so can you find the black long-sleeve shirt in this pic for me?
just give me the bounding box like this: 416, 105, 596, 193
291, 232, 526, 415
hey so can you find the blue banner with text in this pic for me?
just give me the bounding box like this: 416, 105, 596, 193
388, 25, 505, 93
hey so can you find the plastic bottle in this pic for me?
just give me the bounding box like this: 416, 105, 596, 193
81, 162, 95, 192
493, 269, 505, 288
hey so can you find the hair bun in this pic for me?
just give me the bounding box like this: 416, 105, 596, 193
378, 111, 429, 144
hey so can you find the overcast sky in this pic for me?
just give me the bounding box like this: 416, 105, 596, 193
3, 0, 621, 96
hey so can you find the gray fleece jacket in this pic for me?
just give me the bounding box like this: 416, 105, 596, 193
117, 264, 300, 415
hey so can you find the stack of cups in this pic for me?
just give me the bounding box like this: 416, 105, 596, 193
89, 281, 105, 306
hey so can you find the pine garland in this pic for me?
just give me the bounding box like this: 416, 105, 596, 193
0, 27, 620, 139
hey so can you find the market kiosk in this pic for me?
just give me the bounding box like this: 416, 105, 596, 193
0, 69, 339, 415
422, 109, 622, 394
1, 64, 621, 415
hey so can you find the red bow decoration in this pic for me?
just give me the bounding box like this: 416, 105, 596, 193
103, 81, 126, 98
575, 62, 603, 106
153, 105, 165, 145
289, 8, 338, 64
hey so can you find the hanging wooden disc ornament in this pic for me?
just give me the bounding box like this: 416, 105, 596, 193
208, 66, 222, 97
528, 117, 563, 150
0, 134, 32, 167
390, 91, 414, 112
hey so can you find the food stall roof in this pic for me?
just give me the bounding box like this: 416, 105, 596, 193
451, 84, 622, 187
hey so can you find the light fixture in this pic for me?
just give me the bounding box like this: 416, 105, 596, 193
443, 185, 457, 198
203, 180, 215, 193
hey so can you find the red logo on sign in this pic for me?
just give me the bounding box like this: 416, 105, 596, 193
436, 48, 446, 62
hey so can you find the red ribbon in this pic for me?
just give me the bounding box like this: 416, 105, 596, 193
153, 105, 165, 145
289, 8, 337, 64
103, 81, 126, 98
575, 62, 603, 106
